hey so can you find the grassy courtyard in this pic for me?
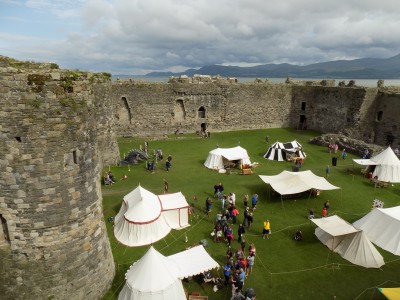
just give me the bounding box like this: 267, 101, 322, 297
101, 128, 400, 300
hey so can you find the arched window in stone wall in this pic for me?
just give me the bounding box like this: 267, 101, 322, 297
198, 106, 206, 118
0, 214, 10, 245
298, 115, 307, 130
117, 97, 132, 125
174, 99, 186, 122
301, 102, 306, 110
377, 111, 383, 121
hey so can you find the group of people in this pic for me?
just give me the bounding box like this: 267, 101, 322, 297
104, 171, 116, 185
307, 200, 330, 220
145, 151, 173, 173
224, 242, 257, 296
328, 143, 339, 154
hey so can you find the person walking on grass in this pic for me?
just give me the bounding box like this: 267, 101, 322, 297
262, 219, 271, 239
246, 253, 255, 276
247, 213, 253, 230
237, 223, 245, 242
251, 194, 258, 210
163, 179, 168, 194
325, 165, 330, 178
205, 197, 212, 217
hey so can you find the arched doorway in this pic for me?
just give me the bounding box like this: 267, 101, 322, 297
198, 106, 206, 118
201, 123, 207, 132
0, 214, 10, 245
299, 115, 307, 130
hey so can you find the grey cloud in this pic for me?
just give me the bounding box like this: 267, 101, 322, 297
4, 0, 400, 74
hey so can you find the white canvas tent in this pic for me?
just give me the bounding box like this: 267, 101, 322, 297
204, 146, 251, 170
353, 206, 400, 256
118, 245, 219, 300
353, 147, 400, 182
159, 192, 190, 229
118, 246, 186, 300
114, 186, 190, 247
264, 140, 306, 161
168, 245, 220, 278
312, 215, 384, 268
259, 170, 339, 195
114, 185, 171, 247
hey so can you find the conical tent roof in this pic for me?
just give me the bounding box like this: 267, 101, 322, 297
264, 141, 286, 161
123, 185, 162, 223
114, 186, 171, 247
335, 231, 384, 268
118, 247, 186, 300
353, 206, 400, 255
371, 147, 400, 182
312, 216, 384, 268
371, 147, 400, 166
264, 140, 306, 161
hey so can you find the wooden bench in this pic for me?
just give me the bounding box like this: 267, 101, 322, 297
241, 168, 252, 175
188, 296, 208, 300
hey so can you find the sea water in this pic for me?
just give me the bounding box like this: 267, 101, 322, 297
114, 76, 400, 88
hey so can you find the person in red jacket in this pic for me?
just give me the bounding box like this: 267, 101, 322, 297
322, 207, 328, 217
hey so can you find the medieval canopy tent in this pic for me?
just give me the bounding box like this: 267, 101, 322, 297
353, 147, 400, 182
259, 170, 339, 195
114, 186, 189, 247
264, 140, 306, 161
118, 245, 219, 300
159, 192, 190, 230
378, 287, 400, 300
118, 246, 186, 300
312, 215, 385, 268
168, 245, 220, 278
204, 146, 251, 170
353, 206, 400, 256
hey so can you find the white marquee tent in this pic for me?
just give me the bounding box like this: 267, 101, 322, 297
159, 192, 190, 230
168, 245, 220, 278
114, 186, 189, 247
259, 170, 340, 195
353, 206, 400, 256
118, 246, 186, 300
264, 140, 306, 161
353, 147, 400, 182
204, 146, 251, 170
118, 245, 219, 300
312, 215, 385, 268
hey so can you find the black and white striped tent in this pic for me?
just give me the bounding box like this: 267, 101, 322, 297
263, 140, 307, 161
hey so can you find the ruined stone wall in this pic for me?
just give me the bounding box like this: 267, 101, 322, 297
93, 80, 120, 165
0, 64, 115, 299
111, 81, 293, 136
290, 86, 368, 133
111, 79, 399, 147
370, 91, 400, 147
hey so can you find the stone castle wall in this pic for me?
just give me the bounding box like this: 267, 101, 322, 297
0, 62, 115, 299
111, 81, 293, 136
1, 56, 400, 300
111, 78, 400, 148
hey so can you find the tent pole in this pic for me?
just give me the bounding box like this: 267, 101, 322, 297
268, 186, 270, 202
281, 194, 284, 208
307, 190, 312, 206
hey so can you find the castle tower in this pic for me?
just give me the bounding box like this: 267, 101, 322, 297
0, 58, 115, 299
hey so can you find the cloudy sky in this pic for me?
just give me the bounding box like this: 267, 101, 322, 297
1, 0, 400, 75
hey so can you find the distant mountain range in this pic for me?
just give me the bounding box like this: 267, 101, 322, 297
136, 54, 400, 79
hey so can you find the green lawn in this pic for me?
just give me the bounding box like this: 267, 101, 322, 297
101, 128, 400, 300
